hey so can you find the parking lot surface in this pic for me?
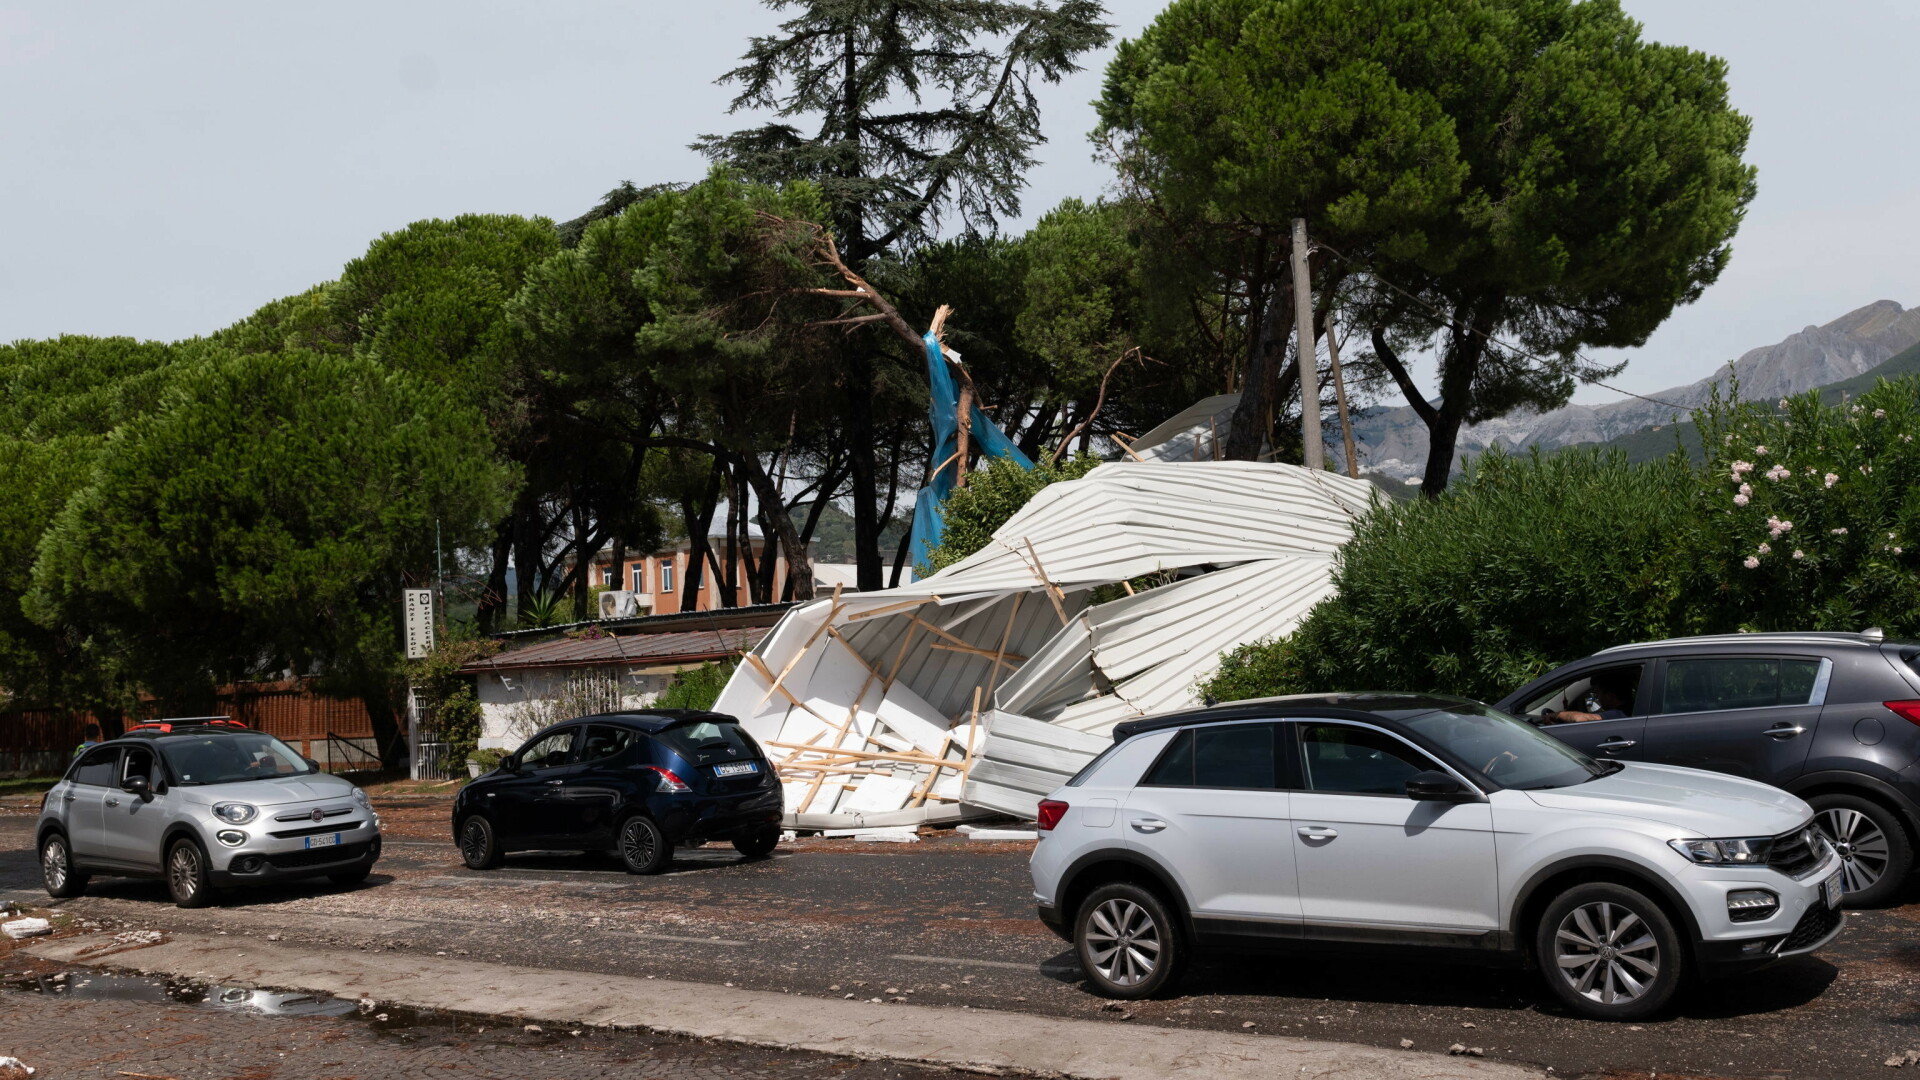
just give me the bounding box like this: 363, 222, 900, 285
5, 794, 1918, 1079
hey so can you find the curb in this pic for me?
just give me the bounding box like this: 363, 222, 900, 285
28, 932, 1543, 1080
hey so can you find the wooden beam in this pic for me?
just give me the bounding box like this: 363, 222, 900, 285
742, 653, 832, 724
847, 596, 939, 622
752, 601, 842, 710
1024, 539, 1069, 626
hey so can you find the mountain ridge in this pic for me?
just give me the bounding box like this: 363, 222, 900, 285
1354, 300, 1920, 481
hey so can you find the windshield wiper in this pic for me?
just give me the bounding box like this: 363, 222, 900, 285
1584, 759, 1626, 781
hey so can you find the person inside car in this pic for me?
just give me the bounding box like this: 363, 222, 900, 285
1547, 673, 1633, 723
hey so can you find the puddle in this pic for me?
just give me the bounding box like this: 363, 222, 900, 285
2, 970, 360, 1018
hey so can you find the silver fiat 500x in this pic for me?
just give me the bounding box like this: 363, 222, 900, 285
36, 720, 382, 907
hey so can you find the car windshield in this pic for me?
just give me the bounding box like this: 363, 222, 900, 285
160, 732, 314, 785
656, 720, 759, 767
1399, 703, 1601, 790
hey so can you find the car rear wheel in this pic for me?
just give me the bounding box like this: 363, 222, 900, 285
166, 838, 215, 909
1536, 882, 1682, 1020
1074, 882, 1184, 999
458, 815, 503, 870
617, 815, 671, 875
1809, 793, 1911, 908
40, 832, 88, 899
732, 826, 780, 859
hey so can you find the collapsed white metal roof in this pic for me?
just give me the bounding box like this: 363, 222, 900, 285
1126, 392, 1241, 462
711, 460, 1376, 828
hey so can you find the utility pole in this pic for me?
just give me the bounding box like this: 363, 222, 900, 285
1325, 318, 1360, 478
1291, 218, 1324, 470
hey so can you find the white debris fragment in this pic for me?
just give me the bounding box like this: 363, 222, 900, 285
523, 1024, 543, 1034
0, 1055, 35, 1078
1399, 1039, 1415, 1049
958, 825, 1038, 841
112, 930, 164, 946
1, 918, 51, 940
821, 826, 920, 842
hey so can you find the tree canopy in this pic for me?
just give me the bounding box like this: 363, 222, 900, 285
1101, 0, 1757, 492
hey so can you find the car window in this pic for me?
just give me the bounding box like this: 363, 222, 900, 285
121, 746, 159, 787
1139, 725, 1277, 789
580, 724, 638, 763
1660, 657, 1823, 715
160, 733, 312, 785
1519, 663, 1644, 724
1298, 724, 1435, 796
1398, 704, 1597, 790
655, 721, 759, 767
517, 728, 578, 771
71, 746, 118, 787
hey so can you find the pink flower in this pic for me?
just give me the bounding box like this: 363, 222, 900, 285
1824, 473, 1839, 488
1903, 434, 1914, 443
1739, 482, 1753, 496
1875, 409, 1887, 419
1743, 556, 1761, 569
1778, 398, 1790, 409
1765, 464, 1791, 482
1832, 527, 1848, 536
1755, 445, 1769, 455
1766, 516, 1793, 538
1757, 543, 1772, 555
1729, 460, 1754, 478
1733, 493, 1750, 506
1792, 550, 1805, 560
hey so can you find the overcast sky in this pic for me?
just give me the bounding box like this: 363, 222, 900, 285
2, 1, 1913, 407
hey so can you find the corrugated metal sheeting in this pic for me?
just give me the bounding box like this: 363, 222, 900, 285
711, 460, 1376, 828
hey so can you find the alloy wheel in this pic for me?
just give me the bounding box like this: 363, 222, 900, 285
169, 844, 201, 901
460, 819, 490, 864
1817, 807, 1890, 895
42, 837, 67, 890
1553, 901, 1661, 1006
621, 819, 658, 868
1084, 897, 1162, 988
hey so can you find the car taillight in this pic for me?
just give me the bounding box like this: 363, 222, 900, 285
1035, 799, 1068, 831
1885, 701, 1920, 727
643, 766, 692, 793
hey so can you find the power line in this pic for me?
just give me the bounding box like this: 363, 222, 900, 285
1313, 240, 1691, 413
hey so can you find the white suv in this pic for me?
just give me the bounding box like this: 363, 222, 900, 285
1030, 693, 1847, 1020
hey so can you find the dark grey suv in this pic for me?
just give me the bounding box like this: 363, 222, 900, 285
1498, 631, 1920, 906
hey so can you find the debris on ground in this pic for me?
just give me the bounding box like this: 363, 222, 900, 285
820, 826, 920, 842
110, 930, 164, 947
0, 1056, 34, 1078
1, 918, 51, 941
958, 824, 1037, 841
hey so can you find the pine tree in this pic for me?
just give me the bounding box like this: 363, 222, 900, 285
697, 0, 1110, 588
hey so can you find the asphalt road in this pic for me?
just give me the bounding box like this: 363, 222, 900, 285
4, 797, 1917, 1080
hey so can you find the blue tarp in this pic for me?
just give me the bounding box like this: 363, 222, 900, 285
907, 332, 1033, 578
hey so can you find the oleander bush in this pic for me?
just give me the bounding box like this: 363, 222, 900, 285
1200, 377, 1920, 705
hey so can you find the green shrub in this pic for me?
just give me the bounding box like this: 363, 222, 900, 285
1200, 377, 1920, 705
920, 454, 1102, 575
467, 747, 506, 773
656, 659, 738, 712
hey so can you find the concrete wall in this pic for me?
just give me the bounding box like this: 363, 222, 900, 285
473, 665, 676, 751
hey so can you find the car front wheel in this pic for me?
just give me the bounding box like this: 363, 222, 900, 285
40, 832, 88, 898
1535, 882, 1683, 1020
166, 838, 215, 909
1074, 882, 1184, 999
458, 814, 503, 870
1809, 793, 1911, 908
617, 815, 672, 875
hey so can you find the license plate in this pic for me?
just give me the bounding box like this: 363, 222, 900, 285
304, 832, 340, 850
1821, 868, 1844, 909
713, 762, 759, 777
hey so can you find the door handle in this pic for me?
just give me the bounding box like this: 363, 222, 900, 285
1130, 818, 1168, 833
1596, 738, 1637, 751
544, 779, 565, 785
104, 798, 120, 807
1297, 826, 1338, 840
1763, 724, 1806, 740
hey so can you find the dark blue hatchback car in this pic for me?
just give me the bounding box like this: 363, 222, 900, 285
452, 710, 783, 874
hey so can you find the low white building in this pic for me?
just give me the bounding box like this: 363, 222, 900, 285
461, 626, 766, 750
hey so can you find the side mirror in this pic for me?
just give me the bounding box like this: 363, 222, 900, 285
503, 756, 522, 773
121, 775, 152, 800
1406, 770, 1472, 802
304, 757, 321, 771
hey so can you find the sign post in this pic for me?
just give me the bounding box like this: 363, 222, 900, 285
402, 589, 436, 660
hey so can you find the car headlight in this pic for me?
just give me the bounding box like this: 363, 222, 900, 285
351, 787, 370, 808
212, 802, 258, 825
1669, 836, 1774, 866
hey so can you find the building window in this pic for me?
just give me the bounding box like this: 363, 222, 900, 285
602, 566, 615, 587
631, 564, 645, 593
660, 563, 675, 593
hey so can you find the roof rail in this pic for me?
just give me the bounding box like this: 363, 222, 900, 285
1594, 630, 1885, 654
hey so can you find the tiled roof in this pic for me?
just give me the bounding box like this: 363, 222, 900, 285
459, 627, 764, 674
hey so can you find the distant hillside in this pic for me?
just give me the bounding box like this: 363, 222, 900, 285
1355, 300, 1920, 481
1547, 338, 1920, 466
